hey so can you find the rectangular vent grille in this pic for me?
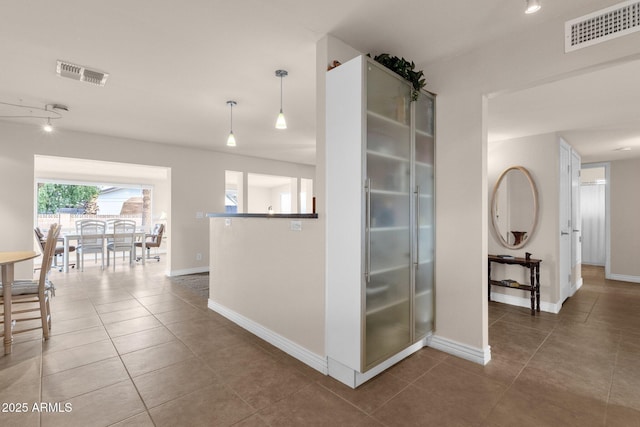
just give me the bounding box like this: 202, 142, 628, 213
56, 60, 109, 86
565, 0, 640, 52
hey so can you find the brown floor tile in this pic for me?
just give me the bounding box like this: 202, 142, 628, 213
111, 326, 176, 354
135, 293, 181, 306
153, 306, 207, 324
233, 414, 270, 426
109, 411, 155, 427
132, 357, 220, 408
372, 384, 472, 426
42, 356, 129, 402
500, 310, 560, 333
411, 362, 506, 424
49, 314, 103, 336
0, 402, 40, 427
42, 326, 109, 354
484, 386, 605, 427
143, 299, 194, 314
95, 298, 144, 314
259, 383, 378, 426
6, 263, 640, 427
511, 368, 608, 421
149, 383, 255, 426
605, 405, 640, 427
226, 357, 314, 410
121, 340, 195, 377
104, 315, 162, 338
385, 349, 444, 383
49, 304, 97, 322
319, 371, 410, 414
443, 354, 523, 386
163, 315, 228, 338
42, 339, 118, 376
41, 380, 145, 427
98, 306, 151, 325
179, 326, 247, 355
609, 358, 640, 412
489, 320, 550, 364
88, 290, 135, 306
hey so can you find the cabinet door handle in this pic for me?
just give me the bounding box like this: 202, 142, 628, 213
561, 231, 569, 236
365, 178, 371, 283
415, 185, 420, 269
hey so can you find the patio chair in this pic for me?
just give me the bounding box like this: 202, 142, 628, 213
135, 223, 164, 262
75, 219, 107, 271
107, 219, 137, 268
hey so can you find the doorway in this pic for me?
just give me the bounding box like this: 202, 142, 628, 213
580, 164, 609, 270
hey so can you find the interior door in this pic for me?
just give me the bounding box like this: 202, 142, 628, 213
559, 141, 572, 303
571, 149, 582, 293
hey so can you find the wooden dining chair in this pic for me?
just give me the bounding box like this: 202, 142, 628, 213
34, 226, 75, 271
0, 223, 60, 341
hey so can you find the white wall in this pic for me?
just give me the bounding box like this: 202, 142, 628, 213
422, 11, 640, 351
488, 134, 561, 308
0, 121, 314, 277
209, 217, 325, 358
247, 187, 271, 213
610, 157, 640, 280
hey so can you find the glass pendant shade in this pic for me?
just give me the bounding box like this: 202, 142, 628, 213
226, 100, 237, 147
525, 0, 541, 14
276, 110, 287, 129
227, 131, 236, 147
275, 69, 288, 129
43, 118, 53, 132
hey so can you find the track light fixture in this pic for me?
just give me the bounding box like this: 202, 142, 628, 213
0, 101, 68, 132
226, 100, 237, 147
525, 0, 541, 14
275, 69, 288, 129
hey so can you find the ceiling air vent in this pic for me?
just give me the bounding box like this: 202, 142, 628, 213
56, 60, 109, 86
565, 0, 640, 52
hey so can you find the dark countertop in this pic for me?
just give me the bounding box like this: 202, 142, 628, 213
207, 213, 318, 219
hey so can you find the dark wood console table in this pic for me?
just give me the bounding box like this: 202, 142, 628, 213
488, 254, 541, 315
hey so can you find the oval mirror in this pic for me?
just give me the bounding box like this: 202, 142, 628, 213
491, 166, 539, 249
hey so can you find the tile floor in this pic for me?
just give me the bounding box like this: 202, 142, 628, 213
1, 262, 640, 426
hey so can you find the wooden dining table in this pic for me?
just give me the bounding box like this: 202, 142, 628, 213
0, 250, 39, 355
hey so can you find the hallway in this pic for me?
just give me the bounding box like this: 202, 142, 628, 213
1, 263, 639, 426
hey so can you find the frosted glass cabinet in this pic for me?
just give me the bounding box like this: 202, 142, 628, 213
326, 55, 435, 387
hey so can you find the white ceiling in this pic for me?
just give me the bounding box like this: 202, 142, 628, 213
489, 58, 640, 163
1, 0, 635, 165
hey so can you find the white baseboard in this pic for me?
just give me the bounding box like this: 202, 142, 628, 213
207, 299, 328, 375
328, 338, 427, 388
167, 266, 209, 277
570, 278, 583, 297
428, 335, 491, 365
490, 291, 561, 314
607, 273, 640, 284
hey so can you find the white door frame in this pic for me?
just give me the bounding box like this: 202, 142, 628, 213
559, 140, 572, 303
581, 162, 611, 278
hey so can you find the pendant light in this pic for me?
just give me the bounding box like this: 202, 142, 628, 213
43, 117, 54, 132
525, 0, 541, 14
226, 100, 237, 147
275, 69, 288, 129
